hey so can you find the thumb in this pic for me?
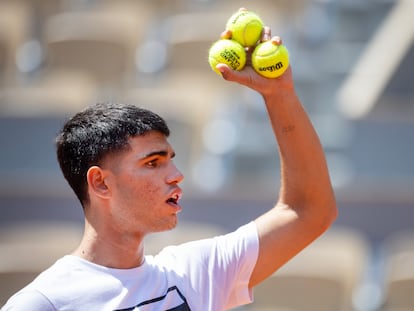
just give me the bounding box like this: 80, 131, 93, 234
216, 63, 257, 86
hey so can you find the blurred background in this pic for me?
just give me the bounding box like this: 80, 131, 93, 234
0, 0, 413, 310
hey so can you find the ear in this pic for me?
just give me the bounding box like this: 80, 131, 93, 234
86, 166, 111, 199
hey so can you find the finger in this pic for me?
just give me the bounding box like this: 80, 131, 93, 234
238, 7, 248, 12
216, 63, 254, 86
215, 63, 242, 82
271, 35, 282, 45
261, 26, 271, 42
215, 63, 231, 78
220, 29, 232, 39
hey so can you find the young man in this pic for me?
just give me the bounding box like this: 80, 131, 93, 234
2, 30, 337, 310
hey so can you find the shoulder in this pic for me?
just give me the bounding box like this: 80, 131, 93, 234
2, 290, 55, 311
1, 258, 73, 310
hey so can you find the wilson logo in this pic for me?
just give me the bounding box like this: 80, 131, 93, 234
258, 61, 284, 72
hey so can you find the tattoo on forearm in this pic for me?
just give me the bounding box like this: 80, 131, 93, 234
282, 125, 295, 133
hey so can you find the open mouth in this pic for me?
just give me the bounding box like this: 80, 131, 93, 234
166, 193, 181, 206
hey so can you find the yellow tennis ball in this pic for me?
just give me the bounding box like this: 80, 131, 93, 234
252, 41, 290, 78
208, 39, 246, 75
226, 10, 264, 47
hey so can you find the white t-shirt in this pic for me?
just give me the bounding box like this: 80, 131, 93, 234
2, 222, 259, 311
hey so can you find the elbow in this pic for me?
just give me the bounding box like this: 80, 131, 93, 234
330, 198, 339, 223
327, 187, 339, 223
323, 200, 338, 232
314, 191, 338, 234
298, 186, 338, 236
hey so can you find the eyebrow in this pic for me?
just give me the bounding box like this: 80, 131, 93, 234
140, 150, 176, 160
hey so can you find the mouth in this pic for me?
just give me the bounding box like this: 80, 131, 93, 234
166, 191, 183, 211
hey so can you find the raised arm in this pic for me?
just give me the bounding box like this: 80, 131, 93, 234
216, 34, 338, 288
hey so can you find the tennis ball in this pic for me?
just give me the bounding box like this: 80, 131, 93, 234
208, 39, 246, 75
252, 40, 289, 78
226, 10, 264, 47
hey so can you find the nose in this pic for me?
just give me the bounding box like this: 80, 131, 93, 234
166, 163, 184, 184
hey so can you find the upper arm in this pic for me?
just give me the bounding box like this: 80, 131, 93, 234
248, 202, 334, 288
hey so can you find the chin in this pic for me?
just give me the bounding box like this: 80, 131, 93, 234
155, 217, 178, 233
167, 219, 178, 231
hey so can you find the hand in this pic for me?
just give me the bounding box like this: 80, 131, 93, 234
216, 26, 294, 97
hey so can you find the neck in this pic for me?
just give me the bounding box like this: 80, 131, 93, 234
72, 220, 145, 269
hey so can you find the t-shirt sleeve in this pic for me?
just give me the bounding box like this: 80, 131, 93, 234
214, 221, 259, 308
1, 290, 56, 311
156, 221, 259, 310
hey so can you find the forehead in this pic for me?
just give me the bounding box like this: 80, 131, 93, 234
99, 131, 173, 170
128, 131, 173, 156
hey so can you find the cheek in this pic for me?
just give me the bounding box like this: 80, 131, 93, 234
124, 174, 163, 209
136, 180, 161, 205
113, 178, 162, 225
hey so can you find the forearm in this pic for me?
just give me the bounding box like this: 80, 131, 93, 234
218, 61, 336, 218
247, 80, 337, 287
263, 86, 335, 217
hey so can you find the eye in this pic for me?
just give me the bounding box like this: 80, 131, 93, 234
146, 159, 158, 168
